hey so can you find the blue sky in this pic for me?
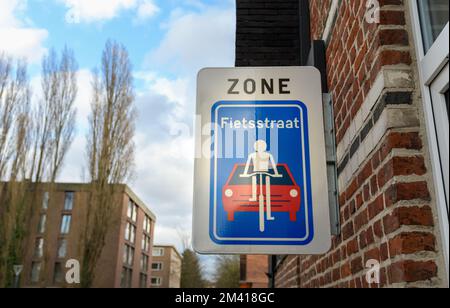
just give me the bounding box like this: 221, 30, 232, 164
0, 0, 236, 271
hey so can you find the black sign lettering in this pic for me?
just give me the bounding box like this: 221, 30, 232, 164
227, 79, 239, 95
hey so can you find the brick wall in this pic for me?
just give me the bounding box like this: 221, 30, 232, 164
310, 0, 333, 40
269, 0, 447, 288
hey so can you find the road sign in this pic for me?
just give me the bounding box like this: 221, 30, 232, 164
13, 265, 23, 276
193, 67, 331, 255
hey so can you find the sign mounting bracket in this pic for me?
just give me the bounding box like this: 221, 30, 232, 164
323, 93, 341, 236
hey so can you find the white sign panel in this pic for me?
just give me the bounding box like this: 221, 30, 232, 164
193, 67, 331, 255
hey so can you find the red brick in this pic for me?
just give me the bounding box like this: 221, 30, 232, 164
342, 221, 355, 241
378, 29, 409, 46
373, 221, 382, 239
389, 260, 437, 283
347, 238, 359, 256
380, 132, 422, 158
388, 232, 436, 257
351, 256, 364, 275
383, 206, 434, 235
384, 182, 430, 208
368, 194, 384, 220
364, 247, 381, 263
355, 209, 369, 232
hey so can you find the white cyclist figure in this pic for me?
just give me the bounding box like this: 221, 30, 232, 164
241, 140, 282, 232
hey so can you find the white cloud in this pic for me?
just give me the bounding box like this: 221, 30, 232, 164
61, 0, 159, 23
136, 0, 160, 22
129, 3, 235, 252
146, 5, 236, 74
0, 0, 48, 63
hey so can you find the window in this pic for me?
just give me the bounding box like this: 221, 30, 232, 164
141, 254, 149, 272
127, 200, 138, 223
417, 0, 449, 51
152, 247, 164, 257
411, 0, 449, 281
151, 277, 161, 287
34, 238, 44, 258
64, 192, 74, 211
130, 225, 136, 244
57, 239, 68, 258
143, 215, 152, 234
30, 262, 41, 283
151, 262, 162, 271
125, 223, 136, 243
124, 223, 130, 241
127, 200, 133, 218
132, 205, 138, 223
139, 273, 147, 288
60, 215, 71, 234
120, 267, 132, 288
123, 245, 134, 267
37, 214, 46, 234
141, 235, 151, 252
42, 192, 49, 210
53, 263, 64, 284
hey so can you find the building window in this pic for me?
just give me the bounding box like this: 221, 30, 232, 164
64, 192, 74, 211
37, 214, 46, 234
125, 222, 130, 241
123, 245, 134, 267
34, 238, 44, 258
151, 277, 161, 287
125, 223, 136, 244
60, 215, 71, 234
417, 0, 449, 51
30, 262, 41, 283
127, 200, 138, 223
120, 267, 132, 288
152, 247, 164, 257
151, 262, 163, 271
53, 263, 64, 284
57, 239, 68, 259
412, 0, 449, 280
141, 235, 151, 253
42, 192, 49, 210
143, 215, 151, 234
140, 254, 149, 272
139, 273, 147, 288
130, 225, 136, 244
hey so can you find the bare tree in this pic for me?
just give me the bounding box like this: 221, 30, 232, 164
81, 40, 136, 287
0, 54, 32, 287
30, 47, 78, 183
0, 55, 30, 180
0, 47, 77, 287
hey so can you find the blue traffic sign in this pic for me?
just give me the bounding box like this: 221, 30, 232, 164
210, 101, 314, 245
194, 67, 331, 255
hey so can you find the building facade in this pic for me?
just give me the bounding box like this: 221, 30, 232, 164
151, 245, 182, 288
240, 255, 269, 288
236, 0, 449, 288
16, 183, 156, 288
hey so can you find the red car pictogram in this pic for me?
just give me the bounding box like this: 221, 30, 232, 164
222, 164, 301, 222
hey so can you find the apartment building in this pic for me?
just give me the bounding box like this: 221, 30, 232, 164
151, 245, 182, 288
236, 0, 449, 288
14, 183, 156, 288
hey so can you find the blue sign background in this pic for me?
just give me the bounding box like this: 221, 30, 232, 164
209, 101, 314, 245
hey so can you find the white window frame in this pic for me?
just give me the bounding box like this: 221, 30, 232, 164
152, 262, 163, 271
410, 0, 449, 284
151, 277, 162, 286
152, 247, 164, 257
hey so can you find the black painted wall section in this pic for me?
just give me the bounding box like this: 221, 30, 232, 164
235, 0, 302, 67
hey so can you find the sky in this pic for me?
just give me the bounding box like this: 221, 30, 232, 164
0, 0, 236, 268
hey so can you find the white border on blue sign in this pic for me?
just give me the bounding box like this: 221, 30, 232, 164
210, 102, 313, 244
